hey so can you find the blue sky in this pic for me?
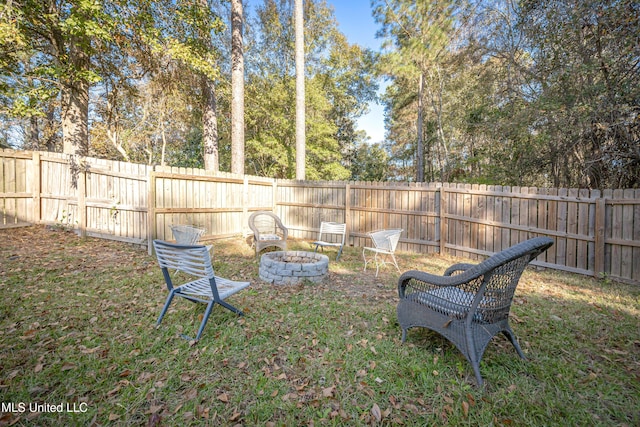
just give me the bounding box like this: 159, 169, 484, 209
328, 0, 387, 143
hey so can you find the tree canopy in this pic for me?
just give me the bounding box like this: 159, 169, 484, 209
0, 0, 377, 181
1, 0, 638, 188
374, 0, 639, 188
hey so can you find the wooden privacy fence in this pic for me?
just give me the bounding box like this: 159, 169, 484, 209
1, 149, 639, 285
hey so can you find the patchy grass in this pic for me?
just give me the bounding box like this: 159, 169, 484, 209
0, 226, 638, 426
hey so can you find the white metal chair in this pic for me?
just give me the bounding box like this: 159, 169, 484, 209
170, 224, 205, 245
153, 240, 250, 342
363, 229, 403, 277
312, 222, 347, 261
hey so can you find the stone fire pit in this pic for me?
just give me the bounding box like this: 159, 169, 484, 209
259, 251, 329, 285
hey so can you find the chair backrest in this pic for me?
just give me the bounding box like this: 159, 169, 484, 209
370, 229, 403, 252
153, 240, 214, 279
249, 211, 287, 238
464, 237, 554, 322
319, 222, 346, 244
170, 225, 205, 245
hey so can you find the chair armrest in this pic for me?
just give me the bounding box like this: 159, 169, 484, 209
444, 263, 476, 276
398, 270, 462, 298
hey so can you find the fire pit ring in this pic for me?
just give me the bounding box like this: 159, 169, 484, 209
259, 251, 329, 285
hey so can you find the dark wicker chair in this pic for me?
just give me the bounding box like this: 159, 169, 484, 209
397, 237, 554, 386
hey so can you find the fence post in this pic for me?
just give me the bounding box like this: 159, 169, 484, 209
77, 157, 87, 237
32, 152, 41, 224
439, 186, 447, 255
148, 170, 156, 255
345, 182, 351, 246
272, 180, 277, 213
242, 175, 249, 237
594, 197, 606, 278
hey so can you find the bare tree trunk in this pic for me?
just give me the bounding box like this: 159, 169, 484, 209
28, 116, 39, 149
294, 0, 305, 180
199, 0, 219, 172
160, 115, 167, 166
416, 72, 425, 182
202, 74, 219, 172
61, 38, 89, 156
44, 107, 57, 151
231, 0, 245, 175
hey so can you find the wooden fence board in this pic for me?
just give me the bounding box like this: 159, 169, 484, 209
633, 190, 640, 281
610, 189, 624, 278
1, 150, 639, 284
620, 189, 635, 280
577, 189, 590, 271
510, 186, 521, 248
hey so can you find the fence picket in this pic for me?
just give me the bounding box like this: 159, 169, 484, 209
1, 150, 639, 284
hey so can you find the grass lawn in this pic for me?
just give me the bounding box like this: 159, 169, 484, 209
1, 226, 638, 426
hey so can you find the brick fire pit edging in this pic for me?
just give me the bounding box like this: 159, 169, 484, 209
259, 251, 329, 285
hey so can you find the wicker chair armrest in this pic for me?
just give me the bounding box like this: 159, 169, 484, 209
398, 269, 469, 298
444, 263, 476, 276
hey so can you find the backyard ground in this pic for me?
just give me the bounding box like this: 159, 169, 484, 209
0, 225, 639, 426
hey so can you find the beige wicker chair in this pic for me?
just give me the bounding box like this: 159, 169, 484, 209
397, 237, 553, 386
248, 211, 288, 255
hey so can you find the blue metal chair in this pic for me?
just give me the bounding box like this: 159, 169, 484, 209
153, 240, 250, 342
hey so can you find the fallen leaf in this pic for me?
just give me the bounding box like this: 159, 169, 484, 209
147, 412, 162, 427
61, 362, 76, 371
462, 401, 469, 417
21, 329, 37, 339
322, 386, 335, 397
217, 393, 229, 403
371, 403, 382, 422
197, 405, 210, 419
149, 405, 163, 414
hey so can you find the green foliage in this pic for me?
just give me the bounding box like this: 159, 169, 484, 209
351, 142, 390, 181
373, 0, 640, 188
243, 0, 376, 180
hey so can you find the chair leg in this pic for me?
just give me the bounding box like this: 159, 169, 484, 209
503, 328, 527, 360
374, 252, 381, 277
156, 290, 177, 326
465, 328, 484, 387
217, 299, 244, 316
472, 362, 484, 388
391, 254, 400, 272
362, 248, 368, 272
336, 245, 343, 261
194, 301, 216, 341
